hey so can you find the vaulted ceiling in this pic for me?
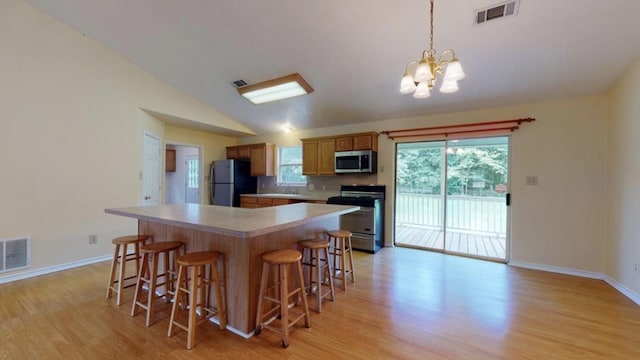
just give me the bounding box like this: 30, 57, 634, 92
26, 0, 640, 135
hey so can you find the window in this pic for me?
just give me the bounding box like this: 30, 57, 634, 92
187, 158, 199, 189
277, 146, 307, 185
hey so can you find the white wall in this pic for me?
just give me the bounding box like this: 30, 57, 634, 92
242, 95, 609, 274
0, 0, 246, 280
606, 58, 640, 295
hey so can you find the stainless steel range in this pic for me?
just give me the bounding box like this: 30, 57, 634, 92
326, 184, 385, 253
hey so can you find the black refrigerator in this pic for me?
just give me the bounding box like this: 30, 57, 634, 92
209, 159, 257, 207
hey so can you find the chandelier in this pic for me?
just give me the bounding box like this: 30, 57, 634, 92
400, 0, 465, 98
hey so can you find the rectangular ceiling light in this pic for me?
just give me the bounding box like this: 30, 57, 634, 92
236, 73, 314, 105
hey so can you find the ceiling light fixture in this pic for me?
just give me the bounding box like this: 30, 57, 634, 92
400, 0, 465, 98
283, 125, 294, 133
237, 73, 313, 105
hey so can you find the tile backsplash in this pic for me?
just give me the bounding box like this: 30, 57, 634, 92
258, 174, 379, 197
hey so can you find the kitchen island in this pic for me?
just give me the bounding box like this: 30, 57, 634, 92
105, 202, 358, 337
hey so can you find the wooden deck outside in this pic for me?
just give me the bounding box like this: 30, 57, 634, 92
395, 224, 506, 260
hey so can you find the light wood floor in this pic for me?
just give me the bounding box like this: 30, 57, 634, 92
396, 224, 506, 260
2, 247, 640, 359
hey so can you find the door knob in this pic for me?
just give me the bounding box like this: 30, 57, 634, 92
144, 196, 151, 200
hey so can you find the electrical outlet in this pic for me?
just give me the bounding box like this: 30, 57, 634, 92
89, 234, 98, 244
308, 184, 314, 191
525, 176, 538, 186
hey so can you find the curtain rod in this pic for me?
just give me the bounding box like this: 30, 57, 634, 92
381, 118, 535, 139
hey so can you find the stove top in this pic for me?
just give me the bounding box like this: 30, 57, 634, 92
327, 196, 380, 207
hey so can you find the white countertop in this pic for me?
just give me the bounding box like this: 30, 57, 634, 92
241, 193, 338, 202
105, 203, 358, 238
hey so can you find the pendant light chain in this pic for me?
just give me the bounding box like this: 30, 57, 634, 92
429, 0, 434, 53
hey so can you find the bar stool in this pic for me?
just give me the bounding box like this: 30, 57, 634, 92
131, 241, 184, 326
106, 235, 151, 306
167, 250, 226, 350
327, 230, 355, 291
298, 240, 335, 313
255, 249, 310, 348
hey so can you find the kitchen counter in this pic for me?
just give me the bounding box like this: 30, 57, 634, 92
105, 202, 358, 337
105, 202, 355, 238
241, 192, 338, 202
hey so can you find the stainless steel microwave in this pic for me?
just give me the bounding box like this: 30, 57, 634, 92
334, 150, 377, 173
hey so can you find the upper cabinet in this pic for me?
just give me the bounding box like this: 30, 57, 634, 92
165, 149, 176, 172
226, 145, 251, 160
301, 137, 335, 176
335, 132, 379, 152
250, 143, 275, 176
226, 143, 275, 176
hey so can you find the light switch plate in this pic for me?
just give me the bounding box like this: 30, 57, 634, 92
525, 176, 538, 186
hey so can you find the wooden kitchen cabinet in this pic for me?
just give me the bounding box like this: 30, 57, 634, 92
335, 136, 353, 151
301, 137, 335, 175
334, 132, 379, 152
353, 132, 379, 151
165, 149, 176, 172
226, 145, 251, 159
240, 195, 300, 208
240, 196, 258, 208
250, 143, 275, 176
226, 143, 275, 176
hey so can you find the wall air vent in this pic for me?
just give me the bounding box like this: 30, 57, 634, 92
0, 237, 30, 273
475, 0, 520, 25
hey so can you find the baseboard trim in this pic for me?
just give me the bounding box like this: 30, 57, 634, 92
508, 260, 604, 280
0, 254, 112, 285
603, 276, 640, 306
509, 260, 640, 306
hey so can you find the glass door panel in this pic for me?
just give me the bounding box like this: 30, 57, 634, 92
444, 137, 508, 261
395, 141, 446, 251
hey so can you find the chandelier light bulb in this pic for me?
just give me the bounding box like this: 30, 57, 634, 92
443, 58, 465, 81
413, 82, 431, 98
439, 79, 459, 94
400, 72, 417, 94
414, 58, 433, 83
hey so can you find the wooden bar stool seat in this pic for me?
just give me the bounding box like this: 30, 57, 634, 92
168, 250, 227, 350
255, 249, 310, 348
298, 240, 335, 313
327, 230, 355, 291
131, 241, 184, 327
106, 235, 151, 306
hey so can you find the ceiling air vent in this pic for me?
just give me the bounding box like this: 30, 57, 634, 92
475, 0, 520, 25
232, 80, 248, 88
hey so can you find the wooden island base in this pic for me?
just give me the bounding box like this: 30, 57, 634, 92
106, 203, 356, 337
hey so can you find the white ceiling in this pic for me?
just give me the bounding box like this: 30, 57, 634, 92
26, 0, 640, 136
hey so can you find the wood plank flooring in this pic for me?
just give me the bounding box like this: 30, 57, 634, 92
2, 247, 640, 359
396, 224, 506, 259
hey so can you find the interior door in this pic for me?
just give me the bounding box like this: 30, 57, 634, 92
185, 154, 199, 203
142, 133, 162, 206
394, 136, 509, 262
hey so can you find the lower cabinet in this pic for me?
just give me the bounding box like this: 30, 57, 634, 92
240, 196, 258, 208
240, 196, 301, 208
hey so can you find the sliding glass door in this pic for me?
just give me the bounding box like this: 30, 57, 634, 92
394, 137, 509, 262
